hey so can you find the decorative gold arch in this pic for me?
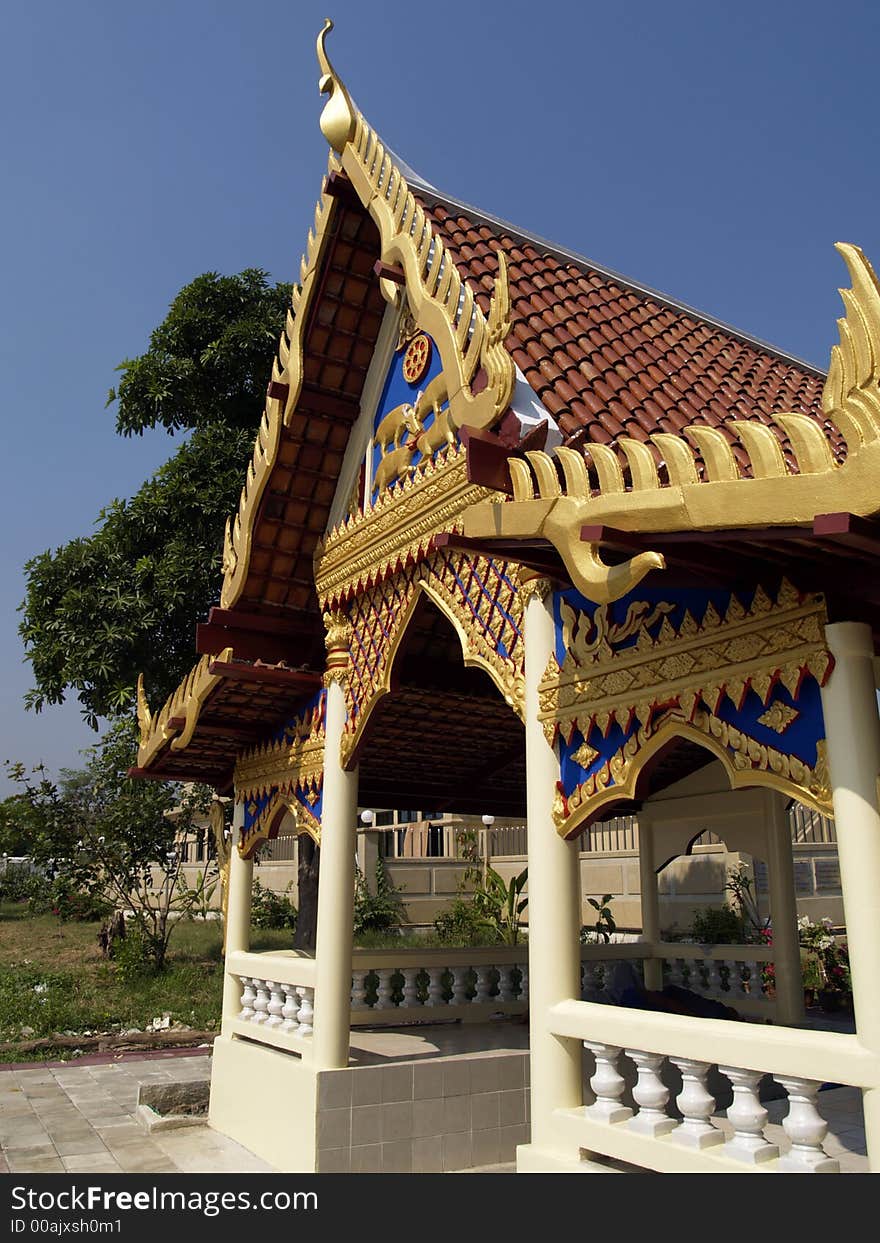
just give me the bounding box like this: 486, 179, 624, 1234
545, 581, 833, 837
336, 550, 526, 768
239, 791, 321, 861
234, 694, 325, 857
555, 716, 831, 841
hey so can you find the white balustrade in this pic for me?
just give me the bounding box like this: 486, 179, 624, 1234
253, 979, 270, 1024
296, 986, 314, 1037
718, 1066, 779, 1163
281, 983, 300, 1032
776, 1077, 840, 1173
351, 974, 370, 1010
518, 964, 529, 1002
498, 965, 517, 1002
402, 967, 422, 1008
626, 1050, 676, 1137
266, 981, 284, 1028
474, 964, 494, 1004
583, 1042, 632, 1124
375, 968, 396, 1010
426, 966, 447, 1006
669, 1058, 723, 1149
239, 977, 256, 1022
451, 966, 471, 1006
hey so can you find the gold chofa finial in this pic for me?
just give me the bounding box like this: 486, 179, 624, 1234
317, 19, 356, 153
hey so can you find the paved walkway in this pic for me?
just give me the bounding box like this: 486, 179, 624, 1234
0, 1046, 868, 1174
0, 1054, 272, 1174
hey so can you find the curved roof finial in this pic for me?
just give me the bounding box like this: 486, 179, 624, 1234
317, 19, 356, 153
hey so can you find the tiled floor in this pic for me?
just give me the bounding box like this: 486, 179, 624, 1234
0, 1054, 271, 1174
0, 1030, 869, 1174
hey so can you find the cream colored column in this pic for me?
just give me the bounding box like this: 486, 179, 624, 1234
312, 671, 358, 1071
221, 800, 253, 1031
638, 815, 663, 990
523, 582, 584, 1154
820, 621, 880, 1170
763, 791, 804, 1026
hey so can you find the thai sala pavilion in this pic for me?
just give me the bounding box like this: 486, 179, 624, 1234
133, 21, 880, 1174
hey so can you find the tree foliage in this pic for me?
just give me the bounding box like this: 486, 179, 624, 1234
4, 720, 212, 968
19, 270, 291, 725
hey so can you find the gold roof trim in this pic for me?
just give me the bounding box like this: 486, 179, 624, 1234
136, 649, 233, 770
219, 167, 340, 608
463, 243, 880, 603
222, 21, 515, 616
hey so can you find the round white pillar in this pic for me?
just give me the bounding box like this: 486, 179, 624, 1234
523, 582, 584, 1154
312, 674, 358, 1070
763, 791, 804, 1026
820, 621, 880, 1170
638, 815, 663, 990
221, 799, 253, 1029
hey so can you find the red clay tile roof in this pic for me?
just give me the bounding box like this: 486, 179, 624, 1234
416, 194, 841, 471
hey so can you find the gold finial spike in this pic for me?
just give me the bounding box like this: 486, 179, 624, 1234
317, 19, 356, 153
136, 673, 152, 744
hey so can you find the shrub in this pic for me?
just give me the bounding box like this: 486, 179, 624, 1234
690, 903, 749, 946
434, 897, 495, 946
0, 863, 39, 904
112, 928, 158, 983
250, 879, 297, 930
25, 874, 111, 923
353, 860, 405, 935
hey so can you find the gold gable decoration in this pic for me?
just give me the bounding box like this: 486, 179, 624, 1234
542, 582, 833, 837
463, 244, 880, 605
221, 21, 516, 617
323, 550, 527, 769
136, 650, 233, 770
234, 701, 326, 857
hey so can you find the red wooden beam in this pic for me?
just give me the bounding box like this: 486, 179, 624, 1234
373, 261, 406, 285
813, 512, 880, 556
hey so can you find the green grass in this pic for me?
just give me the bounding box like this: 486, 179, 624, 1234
0, 903, 501, 1063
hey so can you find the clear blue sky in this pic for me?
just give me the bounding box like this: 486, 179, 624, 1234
2, 0, 879, 794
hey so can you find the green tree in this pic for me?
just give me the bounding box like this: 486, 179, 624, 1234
5, 721, 211, 969
19, 269, 291, 726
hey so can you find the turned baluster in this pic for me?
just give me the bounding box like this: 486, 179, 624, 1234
281, 984, 300, 1033
669, 1058, 723, 1149
718, 1066, 779, 1163
296, 986, 314, 1037
704, 958, 724, 997
474, 964, 494, 1005
667, 958, 686, 990
743, 960, 762, 1000
351, 973, 370, 1010
252, 979, 270, 1024
776, 1077, 840, 1172
239, 977, 256, 1022
451, 966, 470, 1007
517, 964, 529, 1002
402, 967, 422, 1008
626, 1049, 676, 1136
583, 1042, 632, 1124
266, 981, 284, 1028
375, 968, 396, 1009
426, 967, 447, 1006
497, 965, 516, 1002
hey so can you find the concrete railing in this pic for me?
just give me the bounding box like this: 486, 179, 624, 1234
547, 998, 878, 1173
